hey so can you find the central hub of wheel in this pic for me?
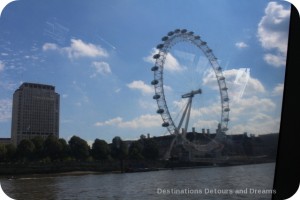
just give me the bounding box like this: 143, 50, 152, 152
181, 88, 202, 98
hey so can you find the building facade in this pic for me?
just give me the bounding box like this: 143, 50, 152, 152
11, 82, 60, 146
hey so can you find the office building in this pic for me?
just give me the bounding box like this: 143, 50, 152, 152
11, 82, 59, 145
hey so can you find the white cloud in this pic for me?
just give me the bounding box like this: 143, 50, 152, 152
194, 94, 278, 134
203, 68, 265, 100
138, 99, 157, 110
229, 115, 281, 135
95, 114, 161, 129
42, 43, 58, 51
127, 80, 153, 95
192, 120, 220, 131
43, 39, 109, 59
0, 99, 12, 122
65, 39, 108, 59
257, 2, 290, 67
230, 96, 276, 118
119, 114, 161, 129
171, 90, 278, 134
90, 61, 111, 77
272, 83, 284, 96
235, 42, 248, 49
264, 53, 287, 67
165, 53, 187, 72
95, 117, 123, 126
144, 48, 186, 72
192, 102, 222, 119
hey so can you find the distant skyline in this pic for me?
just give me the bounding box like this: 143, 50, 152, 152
0, 1, 291, 144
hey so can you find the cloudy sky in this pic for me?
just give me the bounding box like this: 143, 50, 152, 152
0, 0, 291, 144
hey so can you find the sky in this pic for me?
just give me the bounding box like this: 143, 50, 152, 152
0, 0, 291, 144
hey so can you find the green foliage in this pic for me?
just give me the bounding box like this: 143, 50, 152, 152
1, 134, 161, 163
17, 139, 35, 161
128, 141, 143, 160
58, 138, 70, 159
91, 139, 110, 160
140, 134, 146, 140
31, 136, 44, 151
31, 136, 45, 160
111, 136, 127, 160
43, 135, 63, 160
68, 135, 90, 161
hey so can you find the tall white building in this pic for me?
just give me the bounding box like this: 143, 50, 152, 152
11, 82, 60, 146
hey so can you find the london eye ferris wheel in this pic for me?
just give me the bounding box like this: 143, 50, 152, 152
151, 29, 230, 139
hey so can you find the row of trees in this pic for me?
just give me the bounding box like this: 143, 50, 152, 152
0, 135, 160, 163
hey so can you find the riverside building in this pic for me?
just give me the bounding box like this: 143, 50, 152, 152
11, 82, 60, 145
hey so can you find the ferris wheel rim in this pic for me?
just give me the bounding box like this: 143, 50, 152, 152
151, 28, 230, 135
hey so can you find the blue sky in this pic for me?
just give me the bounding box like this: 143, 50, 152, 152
0, 0, 291, 144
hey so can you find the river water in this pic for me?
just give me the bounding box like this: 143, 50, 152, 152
1, 163, 276, 200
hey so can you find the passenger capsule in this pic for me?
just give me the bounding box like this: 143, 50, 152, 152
216, 67, 222, 71
174, 29, 181, 33
156, 44, 164, 49
218, 76, 225, 80
222, 87, 228, 90
157, 109, 164, 114
153, 54, 160, 59
167, 31, 174, 36
151, 80, 159, 85
194, 35, 200, 39
201, 41, 207, 45
223, 97, 229, 102
151, 66, 159, 71
162, 36, 169, 41
188, 31, 194, 35
206, 49, 212, 53
162, 122, 170, 127
153, 94, 161, 99
181, 29, 187, 33
224, 108, 230, 112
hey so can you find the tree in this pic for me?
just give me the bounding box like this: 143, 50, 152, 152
111, 136, 127, 160
68, 136, 90, 161
91, 139, 110, 160
31, 136, 45, 160
128, 141, 143, 160
43, 135, 62, 160
142, 139, 159, 160
111, 136, 128, 172
58, 138, 70, 160
140, 134, 146, 140
17, 139, 35, 161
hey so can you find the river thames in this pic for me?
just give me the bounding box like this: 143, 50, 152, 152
1, 162, 275, 200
